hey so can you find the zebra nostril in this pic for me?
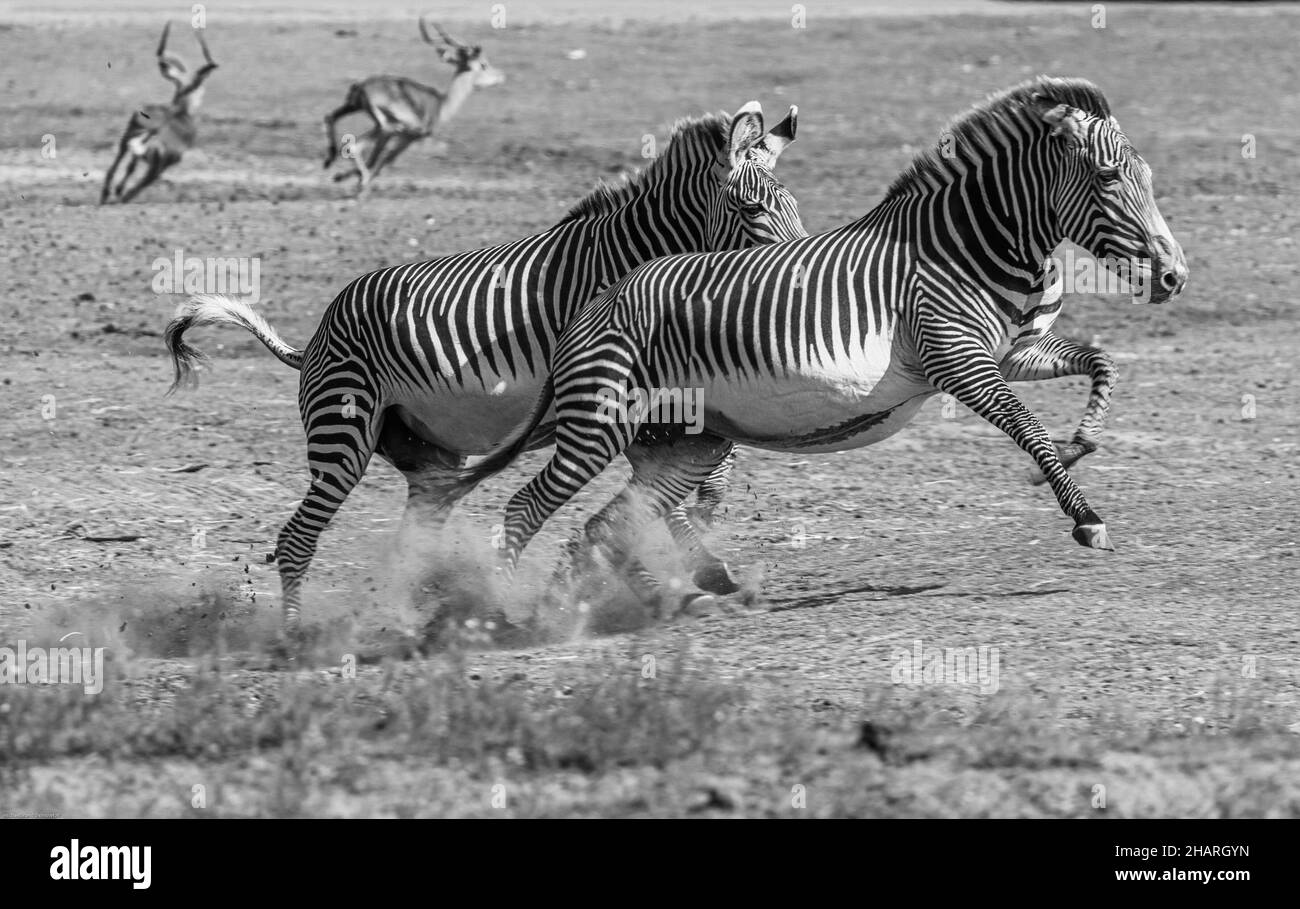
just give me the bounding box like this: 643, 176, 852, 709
1160, 270, 1179, 291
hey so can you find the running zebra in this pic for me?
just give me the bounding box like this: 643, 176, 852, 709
165, 102, 806, 631
465, 77, 1188, 610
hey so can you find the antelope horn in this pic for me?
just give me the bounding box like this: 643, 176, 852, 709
156, 21, 171, 58
420, 16, 465, 48
194, 27, 215, 65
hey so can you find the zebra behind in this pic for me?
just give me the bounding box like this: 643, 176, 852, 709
467, 77, 1188, 606
165, 103, 807, 632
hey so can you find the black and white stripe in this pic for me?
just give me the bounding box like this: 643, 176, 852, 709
166, 102, 808, 629
478, 77, 1188, 602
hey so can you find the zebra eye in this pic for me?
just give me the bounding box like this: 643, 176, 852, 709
739, 201, 767, 216
1098, 166, 1122, 185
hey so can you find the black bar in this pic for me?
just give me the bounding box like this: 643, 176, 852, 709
2, 819, 1281, 895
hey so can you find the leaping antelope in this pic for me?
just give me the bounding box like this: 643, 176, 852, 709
100, 23, 218, 205
322, 16, 504, 197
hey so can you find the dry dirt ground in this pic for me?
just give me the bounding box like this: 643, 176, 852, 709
1, 4, 1299, 817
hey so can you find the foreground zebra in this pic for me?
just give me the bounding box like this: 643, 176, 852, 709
465, 77, 1188, 609
166, 103, 806, 632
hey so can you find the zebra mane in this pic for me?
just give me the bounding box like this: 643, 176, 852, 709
559, 112, 730, 223
884, 76, 1113, 199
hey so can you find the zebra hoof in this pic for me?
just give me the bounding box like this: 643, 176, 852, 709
1071, 521, 1113, 551
674, 592, 720, 619
693, 562, 741, 595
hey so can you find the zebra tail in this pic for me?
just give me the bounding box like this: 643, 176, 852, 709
164, 293, 304, 395
453, 377, 556, 491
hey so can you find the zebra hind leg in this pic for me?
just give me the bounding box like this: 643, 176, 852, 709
374, 412, 510, 643
567, 434, 736, 619
676, 442, 741, 594
376, 411, 469, 535
276, 395, 382, 639
607, 446, 742, 598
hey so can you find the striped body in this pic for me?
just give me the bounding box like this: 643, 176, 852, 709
297, 109, 804, 470
302, 224, 639, 457
479, 77, 1188, 602
562, 221, 1069, 455
167, 104, 807, 631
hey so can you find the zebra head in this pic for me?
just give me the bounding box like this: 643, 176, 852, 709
706, 102, 808, 249
1035, 94, 1187, 304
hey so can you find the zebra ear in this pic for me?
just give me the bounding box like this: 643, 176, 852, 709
1037, 100, 1084, 145
758, 105, 798, 164
729, 101, 765, 167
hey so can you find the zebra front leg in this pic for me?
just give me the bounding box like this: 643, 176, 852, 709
920, 330, 1112, 550
1000, 332, 1118, 485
